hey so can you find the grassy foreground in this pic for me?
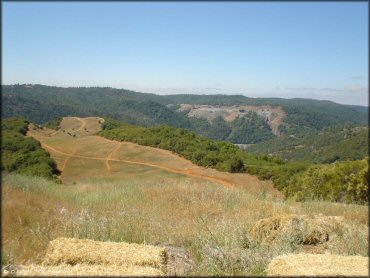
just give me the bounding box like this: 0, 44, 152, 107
2, 173, 368, 276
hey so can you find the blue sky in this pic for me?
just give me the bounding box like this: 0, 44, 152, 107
3, 2, 368, 105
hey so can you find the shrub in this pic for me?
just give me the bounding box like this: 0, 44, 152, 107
1, 117, 59, 179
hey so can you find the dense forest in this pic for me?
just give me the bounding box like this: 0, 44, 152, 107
3, 85, 368, 145
99, 118, 368, 204
1, 118, 59, 179
2, 84, 190, 128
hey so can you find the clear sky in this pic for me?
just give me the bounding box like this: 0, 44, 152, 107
3, 2, 368, 105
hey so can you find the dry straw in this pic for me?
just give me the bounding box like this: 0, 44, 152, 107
43, 238, 167, 269
248, 214, 346, 245
7, 264, 164, 276
266, 253, 369, 276
2, 238, 168, 276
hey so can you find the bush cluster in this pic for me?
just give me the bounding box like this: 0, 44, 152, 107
1, 118, 59, 179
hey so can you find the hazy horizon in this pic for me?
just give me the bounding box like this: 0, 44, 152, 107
3, 2, 368, 106
4, 82, 368, 107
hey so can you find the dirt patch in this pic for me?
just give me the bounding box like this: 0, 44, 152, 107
266, 253, 369, 276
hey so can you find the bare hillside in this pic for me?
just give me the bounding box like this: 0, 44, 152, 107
178, 104, 286, 136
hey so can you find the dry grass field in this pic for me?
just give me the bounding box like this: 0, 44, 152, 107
27, 117, 281, 197
2, 117, 368, 276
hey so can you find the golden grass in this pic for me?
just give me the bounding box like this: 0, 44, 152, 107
5, 264, 164, 276
266, 253, 369, 276
2, 173, 369, 275
248, 214, 348, 245
43, 237, 167, 269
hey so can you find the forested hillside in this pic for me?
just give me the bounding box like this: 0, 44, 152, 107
2, 84, 189, 128
3, 84, 368, 157
247, 124, 369, 163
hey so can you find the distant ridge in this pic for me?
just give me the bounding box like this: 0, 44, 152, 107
3, 84, 368, 148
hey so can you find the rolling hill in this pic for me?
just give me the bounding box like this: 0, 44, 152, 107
26, 116, 279, 197
3, 84, 368, 162
3, 84, 367, 130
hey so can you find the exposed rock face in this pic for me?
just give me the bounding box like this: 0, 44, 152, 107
177, 104, 286, 136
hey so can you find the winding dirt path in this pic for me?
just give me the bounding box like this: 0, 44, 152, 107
40, 142, 235, 187
72, 117, 87, 131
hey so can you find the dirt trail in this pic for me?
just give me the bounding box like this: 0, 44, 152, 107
72, 117, 87, 131
97, 136, 200, 169
105, 143, 122, 171
61, 148, 77, 171
40, 142, 235, 187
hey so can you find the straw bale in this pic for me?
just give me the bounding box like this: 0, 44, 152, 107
248, 214, 346, 245
6, 263, 164, 276
43, 238, 167, 270
266, 253, 369, 276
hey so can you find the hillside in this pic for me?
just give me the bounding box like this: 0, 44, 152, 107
27, 116, 279, 196
99, 118, 368, 204
2, 84, 189, 128
247, 124, 369, 163
3, 85, 368, 147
